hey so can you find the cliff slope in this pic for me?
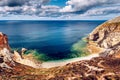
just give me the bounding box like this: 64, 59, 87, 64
87, 16, 120, 58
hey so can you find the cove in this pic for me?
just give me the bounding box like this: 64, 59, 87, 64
0, 20, 105, 60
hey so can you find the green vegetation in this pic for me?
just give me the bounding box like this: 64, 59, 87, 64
24, 50, 52, 62
12, 48, 52, 62
11, 48, 21, 52
69, 38, 89, 58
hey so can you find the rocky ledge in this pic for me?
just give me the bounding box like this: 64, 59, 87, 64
0, 16, 120, 80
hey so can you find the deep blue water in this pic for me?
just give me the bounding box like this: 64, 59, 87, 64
0, 20, 105, 59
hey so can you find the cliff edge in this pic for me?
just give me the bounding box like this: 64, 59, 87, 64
0, 32, 41, 69
87, 16, 120, 58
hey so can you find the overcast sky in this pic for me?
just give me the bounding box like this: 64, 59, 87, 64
0, 0, 120, 20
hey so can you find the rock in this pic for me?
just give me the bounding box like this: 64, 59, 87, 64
13, 50, 41, 68
0, 57, 4, 63
21, 48, 27, 55
0, 32, 14, 68
0, 32, 41, 68
87, 16, 120, 57
0, 32, 10, 50
13, 51, 23, 61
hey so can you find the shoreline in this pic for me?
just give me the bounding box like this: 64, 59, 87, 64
41, 54, 99, 68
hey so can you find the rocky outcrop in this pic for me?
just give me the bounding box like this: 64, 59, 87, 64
0, 32, 41, 68
87, 16, 120, 57
13, 49, 41, 68
0, 32, 10, 50
0, 32, 14, 69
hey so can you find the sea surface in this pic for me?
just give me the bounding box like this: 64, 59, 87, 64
0, 20, 105, 60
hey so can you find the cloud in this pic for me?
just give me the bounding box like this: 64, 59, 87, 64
0, 0, 60, 17
0, 0, 27, 7
60, 0, 120, 13
82, 6, 120, 16
0, 0, 120, 20
0, 0, 50, 7
0, 5, 60, 17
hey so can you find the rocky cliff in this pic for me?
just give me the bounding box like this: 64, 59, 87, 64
0, 32, 41, 69
87, 16, 120, 58
0, 32, 14, 69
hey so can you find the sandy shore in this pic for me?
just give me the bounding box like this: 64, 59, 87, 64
41, 54, 99, 68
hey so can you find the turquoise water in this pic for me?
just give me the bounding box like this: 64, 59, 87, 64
0, 20, 105, 60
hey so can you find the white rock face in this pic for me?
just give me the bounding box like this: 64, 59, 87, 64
13, 51, 41, 68
0, 32, 15, 68
87, 16, 120, 57
0, 48, 15, 68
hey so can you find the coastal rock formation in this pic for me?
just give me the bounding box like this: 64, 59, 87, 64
0, 32, 14, 69
87, 16, 120, 57
0, 32, 10, 50
13, 50, 41, 68
0, 32, 41, 68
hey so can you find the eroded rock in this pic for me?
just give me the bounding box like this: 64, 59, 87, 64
0, 32, 14, 69
87, 16, 120, 57
13, 50, 41, 68
0, 32, 41, 69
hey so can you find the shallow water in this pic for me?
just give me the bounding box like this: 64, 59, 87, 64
41, 54, 99, 68
0, 20, 105, 59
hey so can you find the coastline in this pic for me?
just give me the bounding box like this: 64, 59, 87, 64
41, 54, 99, 68
0, 16, 120, 80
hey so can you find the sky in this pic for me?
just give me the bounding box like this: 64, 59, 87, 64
0, 0, 120, 20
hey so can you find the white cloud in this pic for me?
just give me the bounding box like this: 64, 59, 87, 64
0, 0, 60, 17
60, 0, 120, 12
0, 0, 120, 20
0, 5, 60, 16
81, 6, 120, 16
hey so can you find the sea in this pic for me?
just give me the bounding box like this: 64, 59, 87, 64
0, 20, 105, 60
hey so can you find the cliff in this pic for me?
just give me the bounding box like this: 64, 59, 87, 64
0, 32, 41, 69
0, 32, 14, 69
0, 16, 120, 80
87, 16, 120, 58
